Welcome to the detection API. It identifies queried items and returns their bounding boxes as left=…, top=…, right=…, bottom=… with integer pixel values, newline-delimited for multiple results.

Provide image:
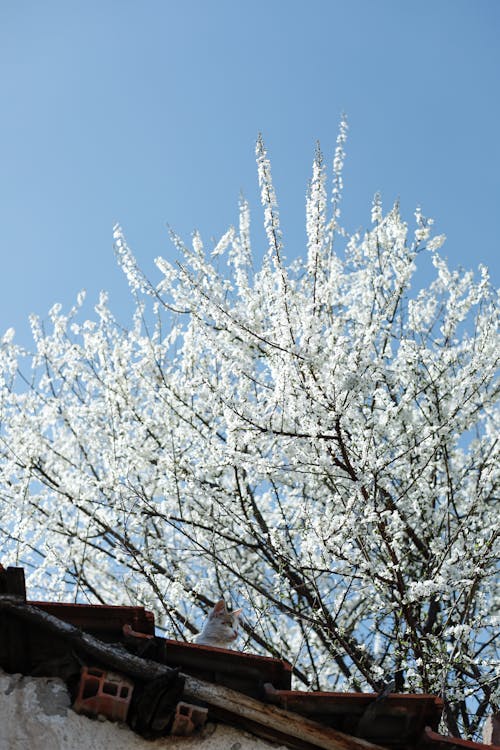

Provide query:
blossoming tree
left=0, top=123, right=498, bottom=738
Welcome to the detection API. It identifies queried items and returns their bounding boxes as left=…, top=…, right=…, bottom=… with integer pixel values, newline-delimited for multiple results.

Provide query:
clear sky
left=1, top=0, right=499, bottom=345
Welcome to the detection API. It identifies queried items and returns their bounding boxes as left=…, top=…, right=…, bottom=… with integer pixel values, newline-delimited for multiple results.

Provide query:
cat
left=194, top=599, right=243, bottom=649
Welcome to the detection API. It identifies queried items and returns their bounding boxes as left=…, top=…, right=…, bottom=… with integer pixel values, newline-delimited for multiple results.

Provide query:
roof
left=32, top=601, right=155, bottom=636
left=1, top=565, right=498, bottom=750
left=264, top=685, right=443, bottom=749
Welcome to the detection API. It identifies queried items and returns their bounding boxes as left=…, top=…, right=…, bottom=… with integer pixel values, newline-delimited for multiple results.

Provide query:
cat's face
left=196, top=599, right=243, bottom=647
left=209, top=600, right=242, bottom=643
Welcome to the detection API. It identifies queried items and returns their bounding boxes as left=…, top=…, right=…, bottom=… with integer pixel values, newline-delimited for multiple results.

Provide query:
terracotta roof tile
left=1, top=568, right=496, bottom=750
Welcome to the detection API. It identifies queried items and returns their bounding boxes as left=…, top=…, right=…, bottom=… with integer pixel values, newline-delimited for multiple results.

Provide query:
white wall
left=0, top=669, right=291, bottom=750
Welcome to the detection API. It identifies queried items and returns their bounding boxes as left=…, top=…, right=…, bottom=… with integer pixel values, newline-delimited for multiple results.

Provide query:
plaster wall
left=0, top=669, right=290, bottom=750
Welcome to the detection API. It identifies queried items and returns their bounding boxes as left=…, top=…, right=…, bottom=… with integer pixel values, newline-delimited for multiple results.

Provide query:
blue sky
left=1, top=1, right=499, bottom=345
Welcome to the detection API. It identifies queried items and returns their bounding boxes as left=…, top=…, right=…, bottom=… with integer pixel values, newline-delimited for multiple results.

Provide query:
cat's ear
left=232, top=608, right=243, bottom=618
left=211, top=599, right=227, bottom=617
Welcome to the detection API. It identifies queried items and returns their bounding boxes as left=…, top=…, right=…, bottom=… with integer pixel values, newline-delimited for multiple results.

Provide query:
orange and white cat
left=194, top=599, right=243, bottom=649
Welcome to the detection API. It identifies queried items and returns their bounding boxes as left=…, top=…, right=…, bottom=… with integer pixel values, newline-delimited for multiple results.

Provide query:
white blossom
left=0, top=128, right=497, bottom=739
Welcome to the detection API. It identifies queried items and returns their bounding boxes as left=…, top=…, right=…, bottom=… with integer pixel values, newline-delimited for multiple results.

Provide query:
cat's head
left=202, top=599, right=243, bottom=645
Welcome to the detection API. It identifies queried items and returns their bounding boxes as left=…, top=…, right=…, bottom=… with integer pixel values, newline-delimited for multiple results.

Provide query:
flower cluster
left=0, top=126, right=498, bottom=739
